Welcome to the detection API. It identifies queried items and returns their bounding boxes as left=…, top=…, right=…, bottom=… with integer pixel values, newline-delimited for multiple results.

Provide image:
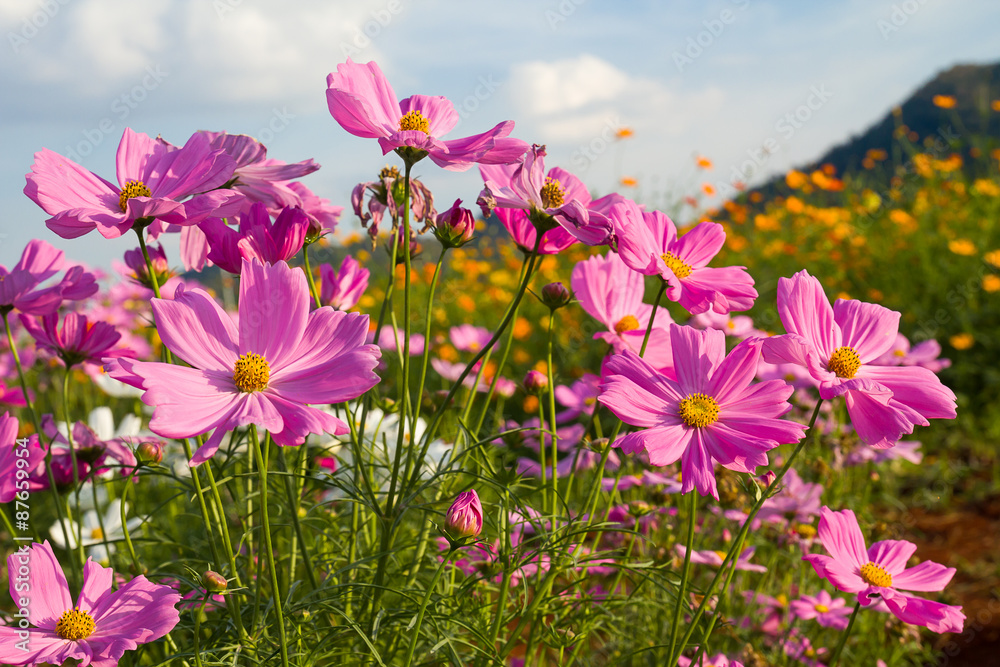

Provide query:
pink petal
left=90, top=575, right=181, bottom=644
left=78, top=559, right=115, bottom=613
left=326, top=59, right=401, bottom=138
left=833, top=299, right=900, bottom=362
left=151, top=287, right=238, bottom=371
left=881, top=590, right=964, bottom=633
left=708, top=337, right=762, bottom=403
left=856, top=365, right=957, bottom=420
left=680, top=429, right=717, bottom=498
left=777, top=271, right=840, bottom=358
left=816, top=507, right=868, bottom=569
left=24, top=148, right=118, bottom=217
left=670, top=324, right=723, bottom=395
left=6, top=541, right=71, bottom=629
left=238, top=259, right=309, bottom=369
left=400, top=94, right=458, bottom=137
left=803, top=553, right=867, bottom=593
left=868, top=539, right=918, bottom=575
left=893, top=560, right=956, bottom=592
left=675, top=221, right=725, bottom=268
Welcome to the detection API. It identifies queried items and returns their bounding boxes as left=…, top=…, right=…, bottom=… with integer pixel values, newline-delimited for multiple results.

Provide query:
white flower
left=49, top=498, right=143, bottom=565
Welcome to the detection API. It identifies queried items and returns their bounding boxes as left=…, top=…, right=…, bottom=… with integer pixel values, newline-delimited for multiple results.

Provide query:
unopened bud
left=136, top=441, right=164, bottom=465
left=523, top=370, right=548, bottom=395
left=202, top=570, right=227, bottom=593
left=434, top=198, right=476, bottom=248
left=540, top=282, right=572, bottom=310
left=123, top=244, right=172, bottom=291
left=444, top=490, right=483, bottom=542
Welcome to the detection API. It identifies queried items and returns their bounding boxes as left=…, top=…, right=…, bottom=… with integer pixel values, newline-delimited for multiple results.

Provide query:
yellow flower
left=992, top=100, right=1000, bottom=112
left=950, top=333, right=974, bottom=350
left=785, top=196, right=804, bottom=214
left=948, top=239, right=976, bottom=256
left=972, top=179, right=1000, bottom=197
left=984, top=250, right=1000, bottom=268
left=513, top=317, right=532, bottom=340
left=932, top=95, right=957, bottom=109
left=983, top=275, right=1000, bottom=292
left=754, top=214, right=780, bottom=232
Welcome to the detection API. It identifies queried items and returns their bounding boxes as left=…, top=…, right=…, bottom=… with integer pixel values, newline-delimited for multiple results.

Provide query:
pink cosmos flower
left=327, top=59, right=528, bottom=170
left=479, top=145, right=621, bottom=250
left=611, top=199, right=757, bottom=314
left=372, top=325, right=426, bottom=356
left=789, top=589, right=852, bottom=630
left=0, top=412, right=47, bottom=502
left=320, top=255, right=369, bottom=310
left=20, top=312, right=128, bottom=368
left=599, top=324, right=806, bottom=499
left=675, top=545, right=767, bottom=572
left=287, top=181, right=342, bottom=237
left=761, top=271, right=957, bottom=448
left=688, top=309, right=763, bottom=340
left=678, top=654, right=744, bottom=667
left=449, top=324, right=492, bottom=353
left=24, top=128, right=241, bottom=240
left=41, top=415, right=137, bottom=481
left=554, top=373, right=601, bottom=422
left=201, top=202, right=310, bottom=274
left=756, top=467, right=823, bottom=526
left=803, top=506, right=965, bottom=633
left=107, top=259, right=381, bottom=465
left=572, top=252, right=674, bottom=372
left=197, top=130, right=319, bottom=209
left=871, top=332, right=951, bottom=373
left=844, top=439, right=923, bottom=466
left=0, top=240, right=97, bottom=316
left=0, top=541, right=180, bottom=666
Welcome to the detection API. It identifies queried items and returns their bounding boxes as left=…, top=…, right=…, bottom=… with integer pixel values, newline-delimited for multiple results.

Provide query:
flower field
left=1, top=59, right=998, bottom=666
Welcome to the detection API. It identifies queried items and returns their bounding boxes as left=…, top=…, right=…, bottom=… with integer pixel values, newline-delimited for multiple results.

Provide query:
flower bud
left=387, top=227, right=421, bottom=265
left=434, top=198, right=476, bottom=248
left=136, top=441, right=164, bottom=465
left=444, top=490, right=483, bottom=541
left=523, top=370, right=548, bottom=395
left=540, top=282, right=572, bottom=310
left=202, top=570, right=228, bottom=593
left=123, top=244, right=172, bottom=291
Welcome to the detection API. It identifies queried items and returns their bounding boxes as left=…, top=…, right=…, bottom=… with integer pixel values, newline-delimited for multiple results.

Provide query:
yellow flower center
left=90, top=527, right=104, bottom=540
left=795, top=523, right=817, bottom=539
left=860, top=561, right=893, bottom=588
left=828, top=346, right=861, bottom=379
left=814, top=603, right=830, bottom=613
left=713, top=550, right=727, bottom=561
left=233, top=353, right=270, bottom=392
left=614, top=315, right=640, bottom=334
left=539, top=177, right=565, bottom=209
left=379, top=165, right=401, bottom=180
left=678, top=393, right=720, bottom=428
left=56, top=608, right=96, bottom=641
left=893, top=349, right=906, bottom=357
left=398, top=110, right=430, bottom=134
left=660, top=251, right=693, bottom=279
left=119, top=180, right=152, bottom=212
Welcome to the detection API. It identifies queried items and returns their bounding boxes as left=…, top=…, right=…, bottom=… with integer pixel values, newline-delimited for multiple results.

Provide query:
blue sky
left=2, top=0, right=998, bottom=269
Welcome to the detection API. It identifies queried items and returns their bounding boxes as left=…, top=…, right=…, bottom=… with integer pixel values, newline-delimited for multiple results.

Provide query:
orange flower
left=684, top=196, right=698, bottom=207
left=948, top=239, right=976, bottom=256
left=619, top=176, right=638, bottom=187
left=932, top=95, right=957, bottom=109
left=866, top=148, right=888, bottom=161
left=982, top=275, right=1000, bottom=293
left=785, top=196, right=804, bottom=214
left=701, top=183, right=716, bottom=197
left=949, top=333, right=973, bottom=350
left=992, top=100, right=1000, bottom=112
left=513, top=317, right=532, bottom=340
left=614, top=127, right=634, bottom=140
left=785, top=170, right=808, bottom=189
left=696, top=155, right=713, bottom=170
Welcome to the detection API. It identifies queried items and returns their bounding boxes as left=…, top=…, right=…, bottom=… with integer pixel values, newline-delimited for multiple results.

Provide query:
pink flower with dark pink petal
left=803, top=506, right=964, bottom=633
left=599, top=324, right=805, bottom=499
left=871, top=332, right=951, bottom=373
left=789, top=589, right=852, bottom=630
left=201, top=202, right=310, bottom=274
left=762, top=270, right=957, bottom=448
left=0, top=412, right=47, bottom=501
left=479, top=145, right=620, bottom=251
left=20, top=312, right=129, bottom=368
left=24, top=128, right=241, bottom=240
left=0, top=541, right=180, bottom=666
left=107, top=259, right=381, bottom=465
left=675, top=545, right=767, bottom=572
left=320, top=255, right=369, bottom=310
left=327, top=59, right=528, bottom=170
left=611, top=199, right=757, bottom=314
left=449, top=324, right=492, bottom=353
left=0, top=240, right=98, bottom=316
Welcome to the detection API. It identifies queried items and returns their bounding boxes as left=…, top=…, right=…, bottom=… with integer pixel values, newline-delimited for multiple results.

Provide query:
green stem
left=279, top=448, right=317, bottom=591
left=545, top=308, right=560, bottom=519
left=303, top=242, right=323, bottom=309
left=668, top=490, right=697, bottom=659
left=119, top=466, right=141, bottom=572
left=828, top=602, right=862, bottom=667
left=249, top=425, right=290, bottom=667
left=403, top=549, right=453, bottom=666
left=61, top=368, right=86, bottom=571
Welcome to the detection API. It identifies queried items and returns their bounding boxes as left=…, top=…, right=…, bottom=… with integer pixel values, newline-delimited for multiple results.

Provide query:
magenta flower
left=554, top=373, right=601, bottom=422
left=320, top=255, right=369, bottom=310
left=41, top=414, right=137, bottom=480
left=201, top=202, right=310, bottom=274
left=122, top=243, right=172, bottom=291
left=761, top=270, right=957, bottom=448
left=803, top=506, right=965, bottom=633
left=327, top=59, right=528, bottom=170
left=1, top=240, right=97, bottom=316
left=287, top=181, right=343, bottom=237
left=107, top=259, right=381, bottom=465
left=0, top=541, right=180, bottom=666
left=197, top=130, right=319, bottom=209
left=789, top=589, right=852, bottom=630
left=571, top=252, right=675, bottom=372
left=434, top=198, right=476, bottom=248
left=24, top=128, right=242, bottom=240
left=599, top=324, right=806, bottom=499
left=0, top=412, right=47, bottom=502
left=678, top=656, right=743, bottom=667
left=444, top=490, right=484, bottom=540
left=20, top=312, right=128, bottom=368
left=675, top=545, right=767, bottom=572
left=479, top=145, right=620, bottom=251
left=611, top=199, right=757, bottom=314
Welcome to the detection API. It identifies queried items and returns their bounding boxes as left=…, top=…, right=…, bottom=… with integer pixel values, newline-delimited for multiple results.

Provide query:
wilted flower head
left=353, top=166, right=436, bottom=242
